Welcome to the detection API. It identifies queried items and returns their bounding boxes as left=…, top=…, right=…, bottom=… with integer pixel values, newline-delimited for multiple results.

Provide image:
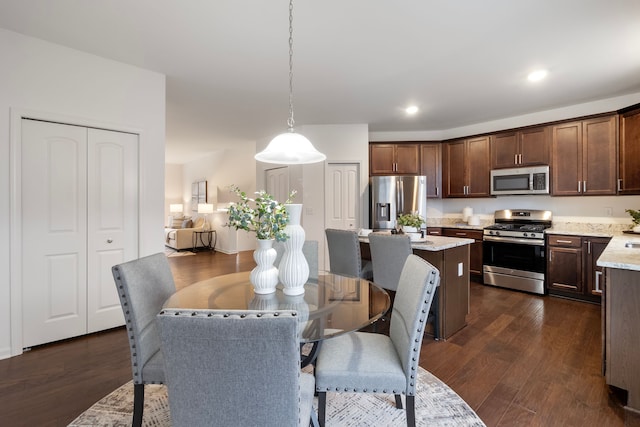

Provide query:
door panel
left=86, top=128, right=137, bottom=332
left=21, top=120, right=88, bottom=347
left=265, top=167, right=290, bottom=205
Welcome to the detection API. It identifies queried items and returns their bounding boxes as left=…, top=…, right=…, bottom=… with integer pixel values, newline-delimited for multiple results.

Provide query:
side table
left=192, top=230, right=216, bottom=252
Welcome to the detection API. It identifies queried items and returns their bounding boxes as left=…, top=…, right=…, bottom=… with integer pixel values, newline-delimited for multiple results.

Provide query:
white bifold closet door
left=21, top=119, right=138, bottom=348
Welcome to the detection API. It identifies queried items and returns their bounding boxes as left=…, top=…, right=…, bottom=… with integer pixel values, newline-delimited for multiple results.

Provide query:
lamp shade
left=198, top=203, right=214, bottom=214
left=169, top=204, right=183, bottom=213
left=255, top=131, right=326, bottom=165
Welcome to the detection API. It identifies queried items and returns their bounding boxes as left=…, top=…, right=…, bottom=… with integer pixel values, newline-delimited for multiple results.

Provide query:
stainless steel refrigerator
left=370, top=175, right=427, bottom=230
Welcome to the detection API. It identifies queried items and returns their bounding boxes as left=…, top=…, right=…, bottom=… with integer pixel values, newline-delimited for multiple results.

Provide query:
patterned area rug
left=68, top=367, right=485, bottom=426
left=164, top=249, right=196, bottom=257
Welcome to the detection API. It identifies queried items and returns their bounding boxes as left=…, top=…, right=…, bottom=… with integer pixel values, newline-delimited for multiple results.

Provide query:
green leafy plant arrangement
left=626, top=209, right=640, bottom=226
left=397, top=212, right=425, bottom=229
left=226, top=185, right=296, bottom=241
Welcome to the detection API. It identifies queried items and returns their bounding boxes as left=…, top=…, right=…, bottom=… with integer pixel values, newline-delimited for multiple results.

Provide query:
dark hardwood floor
left=0, top=250, right=631, bottom=426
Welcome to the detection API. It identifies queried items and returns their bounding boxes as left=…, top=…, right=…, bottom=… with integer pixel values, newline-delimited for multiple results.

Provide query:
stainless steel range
left=483, top=209, right=552, bottom=295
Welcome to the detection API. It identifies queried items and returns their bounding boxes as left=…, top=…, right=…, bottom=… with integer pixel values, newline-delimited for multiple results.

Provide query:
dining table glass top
left=163, top=271, right=390, bottom=343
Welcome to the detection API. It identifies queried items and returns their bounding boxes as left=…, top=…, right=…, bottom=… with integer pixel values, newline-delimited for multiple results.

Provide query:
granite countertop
left=597, top=234, right=640, bottom=271
left=359, top=234, right=474, bottom=252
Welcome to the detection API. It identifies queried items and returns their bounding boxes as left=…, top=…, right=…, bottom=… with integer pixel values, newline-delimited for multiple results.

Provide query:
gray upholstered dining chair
left=368, top=233, right=413, bottom=330
left=325, top=228, right=373, bottom=279
left=314, top=254, right=440, bottom=427
left=368, top=233, right=412, bottom=292
left=111, top=253, right=176, bottom=427
left=157, top=309, right=319, bottom=427
left=274, top=240, right=320, bottom=280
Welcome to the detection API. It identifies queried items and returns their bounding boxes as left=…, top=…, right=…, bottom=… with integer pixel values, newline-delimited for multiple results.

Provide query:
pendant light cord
left=287, top=0, right=295, bottom=131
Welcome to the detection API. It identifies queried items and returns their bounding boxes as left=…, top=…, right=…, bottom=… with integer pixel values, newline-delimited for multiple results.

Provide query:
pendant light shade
left=254, top=0, right=326, bottom=165
left=256, top=130, right=326, bottom=165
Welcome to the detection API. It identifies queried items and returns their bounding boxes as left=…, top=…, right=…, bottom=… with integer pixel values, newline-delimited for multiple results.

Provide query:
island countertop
left=359, top=234, right=474, bottom=251
left=596, top=234, right=640, bottom=271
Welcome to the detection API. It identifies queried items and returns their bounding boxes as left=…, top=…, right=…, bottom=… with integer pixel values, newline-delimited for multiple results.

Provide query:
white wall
left=1, top=29, right=165, bottom=359
left=256, top=124, right=370, bottom=269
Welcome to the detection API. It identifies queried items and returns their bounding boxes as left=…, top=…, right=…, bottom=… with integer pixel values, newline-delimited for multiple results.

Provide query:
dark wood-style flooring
left=0, top=250, right=631, bottom=426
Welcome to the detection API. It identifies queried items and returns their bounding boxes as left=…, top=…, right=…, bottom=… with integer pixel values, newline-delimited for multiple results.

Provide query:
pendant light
left=255, top=0, right=326, bottom=165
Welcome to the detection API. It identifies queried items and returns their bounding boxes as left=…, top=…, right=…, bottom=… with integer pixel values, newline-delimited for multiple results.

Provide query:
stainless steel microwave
left=490, top=166, right=550, bottom=195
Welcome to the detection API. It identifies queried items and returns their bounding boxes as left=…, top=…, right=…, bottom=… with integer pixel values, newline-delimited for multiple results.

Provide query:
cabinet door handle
left=595, top=271, right=603, bottom=293
left=556, top=239, right=573, bottom=244
left=618, top=179, right=623, bottom=191
left=519, top=154, right=523, bottom=164
left=514, top=154, right=518, bottom=165
left=583, top=180, right=587, bottom=192
left=435, top=187, right=439, bottom=196
left=455, top=232, right=467, bottom=236
left=577, top=181, right=581, bottom=193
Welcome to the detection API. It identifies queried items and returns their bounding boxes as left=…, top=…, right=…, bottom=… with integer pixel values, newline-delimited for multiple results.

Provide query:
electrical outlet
left=605, top=207, right=612, bottom=217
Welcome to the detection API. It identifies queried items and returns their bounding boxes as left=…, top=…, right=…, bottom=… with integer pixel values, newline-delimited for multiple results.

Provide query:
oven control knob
left=523, top=232, right=528, bottom=237
left=495, top=231, right=500, bottom=236
left=530, top=233, right=536, bottom=238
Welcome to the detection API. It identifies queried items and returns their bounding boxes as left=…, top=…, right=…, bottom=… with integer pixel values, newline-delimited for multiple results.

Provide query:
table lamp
left=198, top=203, right=214, bottom=230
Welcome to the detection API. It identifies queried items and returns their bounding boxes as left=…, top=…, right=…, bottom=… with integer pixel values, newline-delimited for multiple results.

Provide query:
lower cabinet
left=547, top=234, right=610, bottom=303
left=442, top=228, right=483, bottom=278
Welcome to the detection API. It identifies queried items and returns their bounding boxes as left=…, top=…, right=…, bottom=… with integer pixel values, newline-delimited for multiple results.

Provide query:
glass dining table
left=162, top=271, right=390, bottom=366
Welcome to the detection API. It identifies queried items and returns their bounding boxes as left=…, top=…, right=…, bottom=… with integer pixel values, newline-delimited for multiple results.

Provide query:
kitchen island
left=360, top=234, right=474, bottom=340
left=597, top=233, right=640, bottom=419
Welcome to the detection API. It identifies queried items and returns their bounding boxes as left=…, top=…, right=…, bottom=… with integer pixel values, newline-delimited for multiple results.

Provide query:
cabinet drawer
left=426, top=227, right=442, bottom=236
left=548, top=235, right=582, bottom=247
left=443, top=228, right=483, bottom=241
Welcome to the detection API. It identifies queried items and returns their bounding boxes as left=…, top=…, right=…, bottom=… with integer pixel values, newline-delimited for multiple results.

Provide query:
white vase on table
left=279, top=204, right=308, bottom=296
left=250, top=239, right=279, bottom=294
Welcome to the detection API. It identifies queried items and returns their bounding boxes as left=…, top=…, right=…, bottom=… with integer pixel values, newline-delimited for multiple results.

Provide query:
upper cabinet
left=370, top=143, right=420, bottom=175
left=551, top=115, right=617, bottom=196
left=420, top=143, right=442, bottom=198
left=491, top=126, right=550, bottom=169
left=443, top=136, right=491, bottom=198
left=619, top=108, right=640, bottom=195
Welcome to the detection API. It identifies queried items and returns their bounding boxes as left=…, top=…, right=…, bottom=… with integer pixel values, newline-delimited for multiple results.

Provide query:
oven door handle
left=483, top=235, right=545, bottom=246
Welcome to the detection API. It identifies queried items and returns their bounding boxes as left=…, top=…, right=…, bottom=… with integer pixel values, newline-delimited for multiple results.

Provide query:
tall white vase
left=250, top=239, right=279, bottom=294
left=279, top=204, right=309, bottom=296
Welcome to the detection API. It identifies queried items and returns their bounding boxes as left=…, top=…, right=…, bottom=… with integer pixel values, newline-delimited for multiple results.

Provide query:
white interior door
left=325, top=163, right=360, bottom=230
left=86, top=128, right=136, bottom=333
left=265, top=167, right=289, bottom=203
left=21, top=120, right=136, bottom=347
left=21, top=120, right=89, bottom=347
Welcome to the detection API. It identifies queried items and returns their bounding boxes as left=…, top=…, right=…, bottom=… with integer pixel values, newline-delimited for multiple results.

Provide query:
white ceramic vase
left=250, top=239, right=279, bottom=294
left=401, top=225, right=422, bottom=241
left=279, top=204, right=309, bottom=296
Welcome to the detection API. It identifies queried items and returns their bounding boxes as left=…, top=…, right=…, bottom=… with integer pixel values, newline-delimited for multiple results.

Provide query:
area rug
left=164, top=249, right=196, bottom=257
left=68, top=367, right=485, bottom=426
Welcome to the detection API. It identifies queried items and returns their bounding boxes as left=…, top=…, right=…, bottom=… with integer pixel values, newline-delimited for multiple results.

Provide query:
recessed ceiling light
left=527, top=69, right=548, bottom=82
left=405, top=105, right=419, bottom=115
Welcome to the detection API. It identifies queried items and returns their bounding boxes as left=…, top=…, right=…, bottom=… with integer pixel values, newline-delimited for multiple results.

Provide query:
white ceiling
left=1, top=0, right=639, bottom=164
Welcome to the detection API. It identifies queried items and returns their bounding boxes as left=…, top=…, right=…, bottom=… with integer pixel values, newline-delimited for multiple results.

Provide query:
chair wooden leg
left=395, top=394, right=403, bottom=409
left=405, top=395, right=415, bottom=427
left=133, top=383, right=145, bottom=427
left=318, top=392, right=327, bottom=427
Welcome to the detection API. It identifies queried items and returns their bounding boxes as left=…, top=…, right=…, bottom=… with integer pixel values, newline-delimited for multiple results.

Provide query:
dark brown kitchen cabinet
left=551, top=115, right=617, bottom=196
left=370, top=143, right=420, bottom=175
left=420, top=143, right=442, bottom=198
left=442, top=228, right=483, bottom=277
left=547, top=234, right=610, bottom=303
left=442, top=136, right=490, bottom=198
left=618, top=108, right=640, bottom=194
left=547, top=235, right=583, bottom=295
left=426, top=227, right=442, bottom=236
left=491, top=126, right=550, bottom=169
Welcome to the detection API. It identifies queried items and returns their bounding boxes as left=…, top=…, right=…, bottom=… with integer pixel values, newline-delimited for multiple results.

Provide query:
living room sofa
left=164, top=217, right=210, bottom=251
